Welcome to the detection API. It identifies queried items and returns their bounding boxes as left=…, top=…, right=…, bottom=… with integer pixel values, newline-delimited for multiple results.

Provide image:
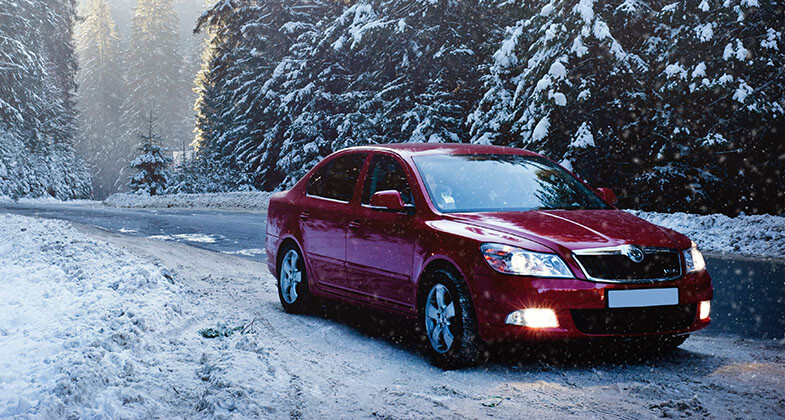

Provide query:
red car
left=266, top=144, right=712, bottom=367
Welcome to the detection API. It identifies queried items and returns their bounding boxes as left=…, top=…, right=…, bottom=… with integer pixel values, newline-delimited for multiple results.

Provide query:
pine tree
left=470, top=0, right=652, bottom=174
left=75, top=0, right=125, bottom=198
left=646, top=0, right=785, bottom=214
left=192, top=0, right=340, bottom=190
left=0, top=0, right=91, bottom=199
left=119, top=0, right=185, bottom=188
left=469, top=0, right=784, bottom=215
left=128, top=112, right=173, bottom=195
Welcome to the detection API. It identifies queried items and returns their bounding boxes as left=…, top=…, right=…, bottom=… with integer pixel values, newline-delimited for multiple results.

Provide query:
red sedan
left=265, top=144, right=712, bottom=367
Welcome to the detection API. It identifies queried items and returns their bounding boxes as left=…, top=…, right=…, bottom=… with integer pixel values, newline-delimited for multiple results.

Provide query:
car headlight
left=480, top=243, right=573, bottom=278
left=683, top=242, right=706, bottom=273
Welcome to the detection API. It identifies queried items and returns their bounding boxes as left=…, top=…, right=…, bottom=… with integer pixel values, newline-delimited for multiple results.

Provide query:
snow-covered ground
left=101, top=192, right=785, bottom=259
left=0, top=214, right=191, bottom=418
left=1, top=213, right=784, bottom=419
left=104, top=192, right=274, bottom=212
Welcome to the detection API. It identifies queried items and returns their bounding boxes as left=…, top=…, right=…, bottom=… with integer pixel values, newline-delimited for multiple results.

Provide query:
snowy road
left=1, top=200, right=783, bottom=341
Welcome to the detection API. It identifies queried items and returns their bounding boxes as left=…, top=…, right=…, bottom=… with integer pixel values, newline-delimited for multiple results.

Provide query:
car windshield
left=413, top=153, right=611, bottom=213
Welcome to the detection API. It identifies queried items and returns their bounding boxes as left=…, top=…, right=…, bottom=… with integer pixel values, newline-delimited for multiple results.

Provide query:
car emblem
left=623, top=245, right=645, bottom=263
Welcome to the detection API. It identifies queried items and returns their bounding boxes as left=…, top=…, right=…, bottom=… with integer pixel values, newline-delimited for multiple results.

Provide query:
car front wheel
left=420, top=269, right=483, bottom=368
left=277, top=246, right=311, bottom=313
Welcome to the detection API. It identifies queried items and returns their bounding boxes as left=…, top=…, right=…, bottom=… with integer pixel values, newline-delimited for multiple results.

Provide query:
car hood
left=445, top=210, right=689, bottom=253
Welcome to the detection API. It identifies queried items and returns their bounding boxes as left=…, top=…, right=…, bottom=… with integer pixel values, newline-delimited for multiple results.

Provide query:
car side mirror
left=596, top=187, right=618, bottom=205
left=370, top=190, right=407, bottom=212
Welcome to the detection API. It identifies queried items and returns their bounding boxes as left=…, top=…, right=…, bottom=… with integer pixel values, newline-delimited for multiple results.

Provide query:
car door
left=299, top=152, right=368, bottom=290
left=345, top=153, right=417, bottom=311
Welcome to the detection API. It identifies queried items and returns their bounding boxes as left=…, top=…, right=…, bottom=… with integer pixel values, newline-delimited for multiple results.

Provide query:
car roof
left=342, top=143, right=541, bottom=158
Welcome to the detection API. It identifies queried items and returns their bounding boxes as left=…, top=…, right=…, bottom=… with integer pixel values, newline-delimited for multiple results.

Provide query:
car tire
left=419, top=268, right=483, bottom=369
left=277, top=245, right=311, bottom=314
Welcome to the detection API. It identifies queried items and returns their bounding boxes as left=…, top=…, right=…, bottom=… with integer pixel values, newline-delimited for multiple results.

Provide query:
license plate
left=607, top=288, right=679, bottom=309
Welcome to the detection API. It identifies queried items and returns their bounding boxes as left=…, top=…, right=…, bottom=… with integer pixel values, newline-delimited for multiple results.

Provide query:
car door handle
left=348, top=220, right=361, bottom=230
left=300, top=211, right=310, bottom=220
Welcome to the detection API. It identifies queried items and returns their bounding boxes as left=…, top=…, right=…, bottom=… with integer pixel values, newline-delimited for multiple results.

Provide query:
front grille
left=571, top=304, right=696, bottom=335
left=574, top=249, right=681, bottom=282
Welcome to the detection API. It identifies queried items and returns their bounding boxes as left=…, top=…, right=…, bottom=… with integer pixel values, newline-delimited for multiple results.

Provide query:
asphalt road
left=2, top=201, right=783, bottom=341
left=0, top=201, right=268, bottom=259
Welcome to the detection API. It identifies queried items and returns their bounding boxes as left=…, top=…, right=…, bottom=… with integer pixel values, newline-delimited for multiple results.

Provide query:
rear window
left=307, top=153, right=367, bottom=202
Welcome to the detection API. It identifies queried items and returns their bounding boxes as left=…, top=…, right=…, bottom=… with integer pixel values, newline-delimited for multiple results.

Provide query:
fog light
left=505, top=308, right=559, bottom=328
left=699, top=301, right=711, bottom=320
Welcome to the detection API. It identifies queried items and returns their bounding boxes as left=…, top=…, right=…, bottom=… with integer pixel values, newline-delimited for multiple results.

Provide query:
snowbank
left=0, top=214, right=192, bottom=418
left=631, top=210, right=785, bottom=259
left=104, top=191, right=274, bottom=211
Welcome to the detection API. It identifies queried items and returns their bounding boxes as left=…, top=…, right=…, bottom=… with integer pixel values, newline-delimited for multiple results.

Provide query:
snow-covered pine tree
left=193, top=0, right=341, bottom=190
left=470, top=0, right=784, bottom=214
left=470, top=0, right=653, bottom=199
left=0, top=0, right=91, bottom=199
left=119, top=0, right=185, bottom=188
left=648, top=0, right=785, bottom=214
left=128, top=113, right=173, bottom=195
left=76, top=0, right=126, bottom=198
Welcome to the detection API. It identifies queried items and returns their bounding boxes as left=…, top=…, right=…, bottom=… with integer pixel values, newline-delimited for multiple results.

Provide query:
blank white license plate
left=607, top=288, right=679, bottom=309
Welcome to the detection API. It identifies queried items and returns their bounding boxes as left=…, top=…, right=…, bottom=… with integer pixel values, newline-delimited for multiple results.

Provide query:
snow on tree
left=470, top=0, right=655, bottom=200
left=648, top=0, right=785, bottom=214
left=75, top=0, right=126, bottom=199
left=128, top=114, right=173, bottom=195
left=192, top=0, right=342, bottom=190
left=470, top=0, right=784, bottom=215
left=0, top=0, right=91, bottom=199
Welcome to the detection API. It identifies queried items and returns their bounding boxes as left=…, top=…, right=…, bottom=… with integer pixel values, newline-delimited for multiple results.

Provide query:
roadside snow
left=2, top=214, right=784, bottom=418
left=104, top=192, right=274, bottom=212
left=631, top=210, right=785, bottom=259
left=0, top=214, right=193, bottom=418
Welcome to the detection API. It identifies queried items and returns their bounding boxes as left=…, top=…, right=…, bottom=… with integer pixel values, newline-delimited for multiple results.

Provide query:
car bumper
left=471, top=269, right=713, bottom=343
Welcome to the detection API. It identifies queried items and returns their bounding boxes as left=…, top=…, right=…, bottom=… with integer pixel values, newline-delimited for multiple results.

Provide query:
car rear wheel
left=420, top=269, right=482, bottom=369
left=277, top=246, right=311, bottom=313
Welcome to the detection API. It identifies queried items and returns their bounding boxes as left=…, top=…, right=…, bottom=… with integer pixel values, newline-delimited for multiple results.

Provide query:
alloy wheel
left=279, top=249, right=302, bottom=304
left=425, top=283, right=457, bottom=354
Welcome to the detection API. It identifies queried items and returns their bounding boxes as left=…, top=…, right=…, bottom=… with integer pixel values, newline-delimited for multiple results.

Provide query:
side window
left=361, top=154, right=414, bottom=205
left=307, top=153, right=367, bottom=202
